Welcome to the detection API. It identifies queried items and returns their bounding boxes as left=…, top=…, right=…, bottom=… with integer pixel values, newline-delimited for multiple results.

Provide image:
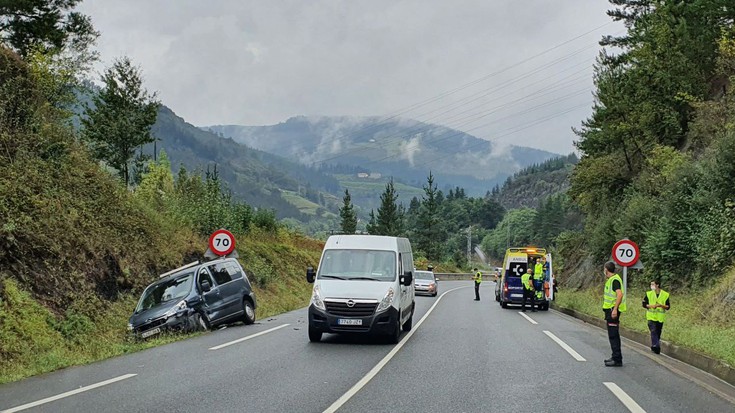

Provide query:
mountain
left=204, top=116, right=560, bottom=196
left=491, top=153, right=579, bottom=209
left=148, top=107, right=341, bottom=219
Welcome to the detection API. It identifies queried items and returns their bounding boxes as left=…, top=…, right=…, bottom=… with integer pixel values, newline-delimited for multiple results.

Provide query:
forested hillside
left=560, top=1, right=735, bottom=292
left=491, top=153, right=578, bottom=210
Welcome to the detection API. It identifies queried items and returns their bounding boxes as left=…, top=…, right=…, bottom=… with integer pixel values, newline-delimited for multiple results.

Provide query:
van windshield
left=135, top=273, right=194, bottom=312
left=318, top=250, right=396, bottom=281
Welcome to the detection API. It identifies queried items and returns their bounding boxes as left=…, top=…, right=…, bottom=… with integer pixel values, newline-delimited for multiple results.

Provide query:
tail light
left=503, top=281, right=508, bottom=293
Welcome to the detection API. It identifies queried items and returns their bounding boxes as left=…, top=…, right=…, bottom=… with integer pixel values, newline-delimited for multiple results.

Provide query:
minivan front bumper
left=308, top=304, right=399, bottom=335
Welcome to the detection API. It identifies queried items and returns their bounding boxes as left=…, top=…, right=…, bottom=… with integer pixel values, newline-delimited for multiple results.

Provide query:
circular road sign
left=209, top=229, right=236, bottom=256
left=612, top=239, right=640, bottom=267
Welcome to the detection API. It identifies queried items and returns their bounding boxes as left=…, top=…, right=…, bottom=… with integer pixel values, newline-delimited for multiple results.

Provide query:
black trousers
left=474, top=282, right=480, bottom=300
left=521, top=288, right=535, bottom=311
left=648, top=320, right=664, bottom=348
left=604, top=309, right=622, bottom=362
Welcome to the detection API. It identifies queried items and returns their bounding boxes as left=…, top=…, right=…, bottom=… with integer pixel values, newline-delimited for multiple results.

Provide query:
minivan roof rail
left=159, top=261, right=200, bottom=278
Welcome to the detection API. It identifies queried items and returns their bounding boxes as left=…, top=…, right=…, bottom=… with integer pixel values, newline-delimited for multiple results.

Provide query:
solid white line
left=518, top=311, right=539, bottom=325
left=0, top=374, right=137, bottom=413
left=322, top=285, right=469, bottom=413
left=603, top=382, right=647, bottom=413
left=543, top=330, right=586, bottom=362
left=209, top=324, right=290, bottom=350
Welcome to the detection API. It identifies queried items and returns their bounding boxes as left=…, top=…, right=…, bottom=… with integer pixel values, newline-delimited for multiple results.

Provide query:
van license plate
left=141, top=327, right=161, bottom=338
left=338, top=319, right=362, bottom=326
left=510, top=294, right=523, bottom=298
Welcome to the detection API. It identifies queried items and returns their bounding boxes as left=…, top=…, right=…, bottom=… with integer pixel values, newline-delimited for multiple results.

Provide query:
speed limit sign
left=612, top=239, right=640, bottom=267
left=209, top=229, right=236, bottom=256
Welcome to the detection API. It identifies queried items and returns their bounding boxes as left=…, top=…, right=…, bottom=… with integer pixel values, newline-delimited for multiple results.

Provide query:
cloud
left=78, top=0, right=619, bottom=154
left=399, top=135, right=422, bottom=167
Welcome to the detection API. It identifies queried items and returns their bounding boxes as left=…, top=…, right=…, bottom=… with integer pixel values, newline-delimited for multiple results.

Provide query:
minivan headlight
left=376, top=288, right=395, bottom=312
left=311, top=285, right=326, bottom=311
left=164, top=300, right=187, bottom=318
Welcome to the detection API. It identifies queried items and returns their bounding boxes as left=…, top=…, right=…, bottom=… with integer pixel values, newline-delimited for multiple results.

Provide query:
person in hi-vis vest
left=602, top=261, right=626, bottom=367
left=472, top=268, right=482, bottom=301
left=643, top=279, right=670, bottom=354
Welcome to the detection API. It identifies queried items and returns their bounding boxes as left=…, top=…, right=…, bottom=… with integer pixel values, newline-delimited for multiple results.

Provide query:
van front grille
left=324, top=300, right=378, bottom=317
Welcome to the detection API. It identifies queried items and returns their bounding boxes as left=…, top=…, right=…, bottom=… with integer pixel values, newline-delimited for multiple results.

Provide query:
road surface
left=1, top=281, right=733, bottom=413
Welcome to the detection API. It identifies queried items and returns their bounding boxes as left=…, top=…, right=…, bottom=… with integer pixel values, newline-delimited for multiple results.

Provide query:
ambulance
left=495, top=247, right=554, bottom=311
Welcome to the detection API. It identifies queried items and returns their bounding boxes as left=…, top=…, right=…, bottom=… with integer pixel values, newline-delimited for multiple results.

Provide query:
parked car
left=414, top=270, right=438, bottom=297
left=128, top=258, right=257, bottom=339
left=306, top=234, right=416, bottom=344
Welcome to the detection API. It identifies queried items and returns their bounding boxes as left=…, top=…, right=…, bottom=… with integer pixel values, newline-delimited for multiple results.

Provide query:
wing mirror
left=306, top=266, right=316, bottom=284
left=400, top=271, right=413, bottom=286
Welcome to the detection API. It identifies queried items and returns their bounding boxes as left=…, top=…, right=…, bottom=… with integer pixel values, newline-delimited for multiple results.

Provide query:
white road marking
left=322, top=286, right=468, bottom=413
left=209, top=324, right=290, bottom=350
left=0, top=374, right=137, bottom=413
left=518, top=311, right=539, bottom=324
left=603, top=382, right=647, bottom=413
left=543, top=330, right=586, bottom=361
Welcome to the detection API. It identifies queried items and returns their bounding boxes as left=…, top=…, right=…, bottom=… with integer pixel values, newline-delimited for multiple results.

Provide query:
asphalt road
left=1, top=281, right=733, bottom=413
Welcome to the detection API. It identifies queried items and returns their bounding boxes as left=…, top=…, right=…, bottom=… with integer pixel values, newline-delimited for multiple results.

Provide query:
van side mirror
left=200, top=279, right=211, bottom=293
left=306, top=266, right=316, bottom=284
left=400, top=271, right=413, bottom=286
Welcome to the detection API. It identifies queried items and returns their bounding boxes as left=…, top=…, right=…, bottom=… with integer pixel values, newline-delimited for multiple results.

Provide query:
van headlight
left=376, top=288, right=395, bottom=312
left=164, top=300, right=187, bottom=318
left=311, top=285, right=326, bottom=311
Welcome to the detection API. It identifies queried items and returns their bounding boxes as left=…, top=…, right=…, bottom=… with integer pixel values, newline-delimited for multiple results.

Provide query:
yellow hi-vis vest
left=602, top=274, right=627, bottom=312
left=521, top=273, right=533, bottom=290
left=646, top=289, right=669, bottom=323
left=474, top=271, right=482, bottom=284
left=534, top=263, right=543, bottom=280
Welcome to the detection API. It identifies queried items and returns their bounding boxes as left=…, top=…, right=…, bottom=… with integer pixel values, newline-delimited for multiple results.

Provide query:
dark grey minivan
left=129, top=258, right=257, bottom=339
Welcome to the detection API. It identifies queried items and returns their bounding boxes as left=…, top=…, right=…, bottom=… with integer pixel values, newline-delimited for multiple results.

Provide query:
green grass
left=555, top=279, right=735, bottom=366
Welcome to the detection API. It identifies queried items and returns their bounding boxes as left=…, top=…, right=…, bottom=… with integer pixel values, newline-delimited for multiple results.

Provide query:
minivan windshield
left=318, top=250, right=396, bottom=281
left=135, top=272, right=194, bottom=312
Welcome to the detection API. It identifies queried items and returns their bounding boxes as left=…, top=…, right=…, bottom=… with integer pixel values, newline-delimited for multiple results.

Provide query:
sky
left=77, top=1, right=622, bottom=154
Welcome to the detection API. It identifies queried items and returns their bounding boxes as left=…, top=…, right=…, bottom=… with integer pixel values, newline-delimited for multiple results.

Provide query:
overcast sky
left=78, top=1, right=621, bottom=154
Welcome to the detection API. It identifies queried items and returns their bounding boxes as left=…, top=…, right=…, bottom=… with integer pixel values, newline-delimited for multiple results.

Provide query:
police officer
left=521, top=268, right=536, bottom=312
left=643, top=279, right=670, bottom=354
left=472, top=268, right=482, bottom=301
left=602, top=261, right=626, bottom=367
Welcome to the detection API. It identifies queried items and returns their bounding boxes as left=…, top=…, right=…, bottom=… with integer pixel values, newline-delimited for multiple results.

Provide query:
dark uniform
left=521, top=270, right=536, bottom=312
left=603, top=269, right=626, bottom=367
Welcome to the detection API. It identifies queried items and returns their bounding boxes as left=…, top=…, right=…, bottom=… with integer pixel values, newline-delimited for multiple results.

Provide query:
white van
left=306, top=235, right=416, bottom=343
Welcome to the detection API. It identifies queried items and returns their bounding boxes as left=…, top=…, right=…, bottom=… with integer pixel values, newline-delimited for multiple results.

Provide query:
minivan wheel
left=389, top=315, right=401, bottom=344
left=242, top=299, right=256, bottom=325
left=191, top=312, right=209, bottom=331
left=308, top=326, right=322, bottom=342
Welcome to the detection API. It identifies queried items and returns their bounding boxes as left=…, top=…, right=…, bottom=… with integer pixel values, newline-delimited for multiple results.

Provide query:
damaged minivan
left=128, top=258, right=257, bottom=339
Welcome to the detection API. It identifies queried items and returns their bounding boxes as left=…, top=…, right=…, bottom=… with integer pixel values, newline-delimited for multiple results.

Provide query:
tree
left=0, top=0, right=98, bottom=57
left=82, top=57, right=160, bottom=186
left=416, top=172, right=442, bottom=260
left=372, top=178, right=403, bottom=236
left=339, top=189, right=357, bottom=234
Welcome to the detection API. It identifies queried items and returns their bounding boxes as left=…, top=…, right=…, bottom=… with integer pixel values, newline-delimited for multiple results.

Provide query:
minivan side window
left=225, top=262, right=246, bottom=283
left=401, top=253, right=413, bottom=276
left=208, top=262, right=231, bottom=285
left=198, top=269, right=214, bottom=292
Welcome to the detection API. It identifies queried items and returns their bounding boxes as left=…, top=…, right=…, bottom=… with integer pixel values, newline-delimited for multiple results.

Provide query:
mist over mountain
left=205, top=116, right=559, bottom=195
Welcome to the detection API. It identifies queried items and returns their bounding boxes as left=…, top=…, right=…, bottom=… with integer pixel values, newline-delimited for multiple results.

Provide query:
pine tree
left=82, top=57, right=160, bottom=186
left=374, top=178, right=403, bottom=236
left=339, top=189, right=357, bottom=234
left=416, top=172, right=442, bottom=260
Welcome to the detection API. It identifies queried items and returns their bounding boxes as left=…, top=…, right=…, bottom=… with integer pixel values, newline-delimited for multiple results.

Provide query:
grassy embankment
left=554, top=270, right=735, bottom=366
left=0, top=229, right=322, bottom=384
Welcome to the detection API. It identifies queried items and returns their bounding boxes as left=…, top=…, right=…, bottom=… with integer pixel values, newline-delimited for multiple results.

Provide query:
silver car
left=414, top=270, right=438, bottom=297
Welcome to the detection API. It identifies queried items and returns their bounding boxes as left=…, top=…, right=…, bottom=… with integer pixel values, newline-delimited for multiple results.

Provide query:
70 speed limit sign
left=612, top=239, right=640, bottom=267
left=209, top=229, right=236, bottom=256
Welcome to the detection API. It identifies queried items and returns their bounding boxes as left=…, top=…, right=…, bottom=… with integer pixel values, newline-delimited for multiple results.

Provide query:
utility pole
left=466, top=225, right=472, bottom=265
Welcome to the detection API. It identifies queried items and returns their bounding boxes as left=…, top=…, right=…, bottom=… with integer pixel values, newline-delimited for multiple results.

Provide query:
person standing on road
left=602, top=261, right=626, bottom=367
left=533, top=258, right=544, bottom=300
left=643, top=279, right=670, bottom=354
left=521, top=268, right=536, bottom=312
left=472, top=268, right=482, bottom=301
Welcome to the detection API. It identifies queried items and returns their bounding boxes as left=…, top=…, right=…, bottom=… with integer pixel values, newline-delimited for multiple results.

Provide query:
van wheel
left=501, top=301, right=508, bottom=309
left=541, top=303, right=549, bottom=311
left=242, top=299, right=256, bottom=325
left=389, top=315, right=401, bottom=344
left=495, top=293, right=500, bottom=302
left=402, top=305, right=414, bottom=332
left=308, top=326, right=322, bottom=342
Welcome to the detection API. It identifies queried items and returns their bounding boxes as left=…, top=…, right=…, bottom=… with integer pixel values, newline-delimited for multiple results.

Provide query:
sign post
left=611, top=238, right=640, bottom=297
left=208, top=229, right=236, bottom=257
